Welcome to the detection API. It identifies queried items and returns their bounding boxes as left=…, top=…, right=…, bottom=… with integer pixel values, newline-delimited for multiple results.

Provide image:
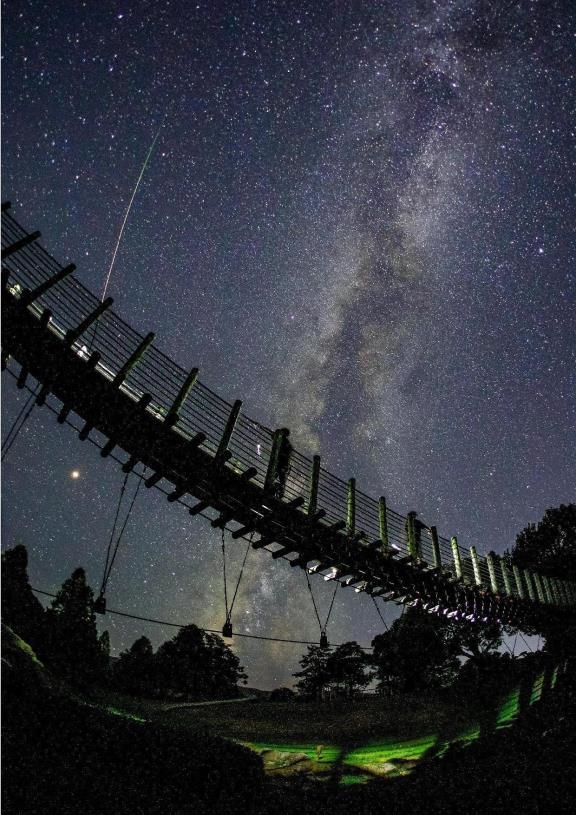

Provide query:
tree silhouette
left=372, top=607, right=459, bottom=693
left=293, top=645, right=331, bottom=699
left=327, top=641, right=373, bottom=697
left=153, top=624, right=247, bottom=700
left=43, top=567, right=108, bottom=686
left=113, top=636, right=155, bottom=697
left=1, top=544, right=45, bottom=650
left=509, top=503, right=576, bottom=580
left=509, top=504, right=576, bottom=658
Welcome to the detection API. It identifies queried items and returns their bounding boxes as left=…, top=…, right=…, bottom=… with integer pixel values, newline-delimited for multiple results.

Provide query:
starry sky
left=2, top=0, right=575, bottom=688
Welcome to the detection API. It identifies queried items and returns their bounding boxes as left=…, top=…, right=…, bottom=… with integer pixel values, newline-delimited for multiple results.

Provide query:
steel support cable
left=371, top=595, right=389, bottom=631
left=1, top=386, right=39, bottom=462
left=103, top=468, right=146, bottom=595
left=304, top=570, right=323, bottom=633
left=100, top=471, right=130, bottom=597
left=518, top=631, right=535, bottom=654
left=324, top=581, right=339, bottom=630
left=9, top=368, right=548, bottom=634
left=1, top=388, right=36, bottom=452
left=229, top=533, right=254, bottom=616
left=221, top=528, right=230, bottom=620
left=4, top=370, right=538, bottom=628
left=29, top=587, right=372, bottom=649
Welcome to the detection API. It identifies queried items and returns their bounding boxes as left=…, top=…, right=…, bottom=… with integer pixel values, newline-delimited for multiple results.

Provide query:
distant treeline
left=1, top=545, right=246, bottom=700
left=2, top=504, right=574, bottom=701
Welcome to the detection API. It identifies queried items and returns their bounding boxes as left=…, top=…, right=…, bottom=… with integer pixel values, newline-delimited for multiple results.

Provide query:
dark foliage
left=509, top=503, right=576, bottom=581
left=269, top=687, right=296, bottom=702
left=372, top=607, right=460, bottom=693
left=2, top=625, right=263, bottom=815
left=153, top=624, right=247, bottom=700
left=293, top=641, right=373, bottom=698
left=43, top=567, right=109, bottom=687
left=113, top=635, right=156, bottom=697
left=1, top=544, right=45, bottom=650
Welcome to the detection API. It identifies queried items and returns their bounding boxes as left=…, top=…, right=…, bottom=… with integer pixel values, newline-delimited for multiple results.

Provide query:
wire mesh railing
left=2, top=206, right=575, bottom=611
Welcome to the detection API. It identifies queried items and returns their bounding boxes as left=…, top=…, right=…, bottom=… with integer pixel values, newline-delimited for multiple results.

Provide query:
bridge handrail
left=2, top=206, right=574, bottom=610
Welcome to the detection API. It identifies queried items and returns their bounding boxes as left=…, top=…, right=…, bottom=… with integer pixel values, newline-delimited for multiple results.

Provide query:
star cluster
left=2, top=0, right=575, bottom=687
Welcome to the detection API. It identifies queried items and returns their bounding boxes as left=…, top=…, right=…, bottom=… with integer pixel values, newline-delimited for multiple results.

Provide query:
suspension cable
left=30, top=586, right=373, bottom=649
left=1, top=387, right=39, bottom=462
left=371, top=595, right=389, bottom=630
left=100, top=471, right=130, bottom=597
left=102, top=468, right=145, bottom=595
left=221, top=528, right=229, bottom=619
left=304, top=570, right=323, bottom=632
left=324, top=581, right=339, bottom=629
left=229, top=532, right=253, bottom=616
left=518, top=631, right=535, bottom=654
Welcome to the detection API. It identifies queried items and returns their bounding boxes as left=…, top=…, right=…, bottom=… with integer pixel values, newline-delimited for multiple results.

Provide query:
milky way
left=2, top=1, right=575, bottom=687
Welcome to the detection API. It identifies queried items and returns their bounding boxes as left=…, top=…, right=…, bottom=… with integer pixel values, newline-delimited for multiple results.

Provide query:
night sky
left=2, top=0, right=575, bottom=688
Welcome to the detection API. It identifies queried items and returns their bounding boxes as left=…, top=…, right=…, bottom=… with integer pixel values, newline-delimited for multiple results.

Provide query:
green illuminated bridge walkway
left=2, top=202, right=575, bottom=628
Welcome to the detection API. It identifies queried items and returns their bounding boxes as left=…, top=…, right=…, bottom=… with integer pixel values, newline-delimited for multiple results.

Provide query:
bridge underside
left=1, top=207, right=572, bottom=632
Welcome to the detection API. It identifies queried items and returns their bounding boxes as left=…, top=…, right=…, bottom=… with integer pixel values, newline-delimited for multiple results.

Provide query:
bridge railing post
left=20, top=263, right=76, bottom=306
left=165, top=367, right=199, bottom=428
left=522, top=569, right=536, bottom=602
left=379, top=497, right=390, bottom=555
left=542, top=575, right=556, bottom=605
left=547, top=577, right=557, bottom=606
left=264, top=428, right=288, bottom=494
left=512, top=564, right=525, bottom=600
left=65, top=298, right=113, bottom=347
left=450, top=535, right=463, bottom=581
left=534, top=572, right=548, bottom=605
left=215, top=400, right=242, bottom=463
left=347, top=478, right=356, bottom=535
left=486, top=552, right=499, bottom=595
left=112, top=332, right=155, bottom=388
left=2, top=230, right=41, bottom=259
left=500, top=558, right=513, bottom=596
left=469, top=546, right=482, bottom=587
left=307, top=455, right=321, bottom=517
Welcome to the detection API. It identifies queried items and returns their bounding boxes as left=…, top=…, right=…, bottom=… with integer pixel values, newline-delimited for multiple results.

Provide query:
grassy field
left=85, top=684, right=525, bottom=782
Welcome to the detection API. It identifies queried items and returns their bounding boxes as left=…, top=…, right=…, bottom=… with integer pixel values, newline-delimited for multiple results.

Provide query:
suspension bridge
left=2, top=202, right=575, bottom=636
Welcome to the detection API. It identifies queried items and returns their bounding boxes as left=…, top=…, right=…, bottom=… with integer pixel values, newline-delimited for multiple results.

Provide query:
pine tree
left=327, top=641, right=373, bottom=697
left=293, top=645, right=331, bottom=698
left=1, top=544, right=45, bottom=649
left=44, top=568, right=108, bottom=687
left=113, top=636, right=155, bottom=697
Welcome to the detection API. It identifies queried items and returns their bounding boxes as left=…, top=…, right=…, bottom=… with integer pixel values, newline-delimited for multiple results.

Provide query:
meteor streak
left=100, top=117, right=166, bottom=300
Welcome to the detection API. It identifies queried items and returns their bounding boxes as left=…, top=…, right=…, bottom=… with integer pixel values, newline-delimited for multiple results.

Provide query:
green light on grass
left=343, top=735, right=438, bottom=768
left=529, top=672, right=545, bottom=705
left=551, top=666, right=559, bottom=688
left=340, top=774, right=372, bottom=785
left=496, top=688, right=520, bottom=729
left=104, top=705, right=146, bottom=723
